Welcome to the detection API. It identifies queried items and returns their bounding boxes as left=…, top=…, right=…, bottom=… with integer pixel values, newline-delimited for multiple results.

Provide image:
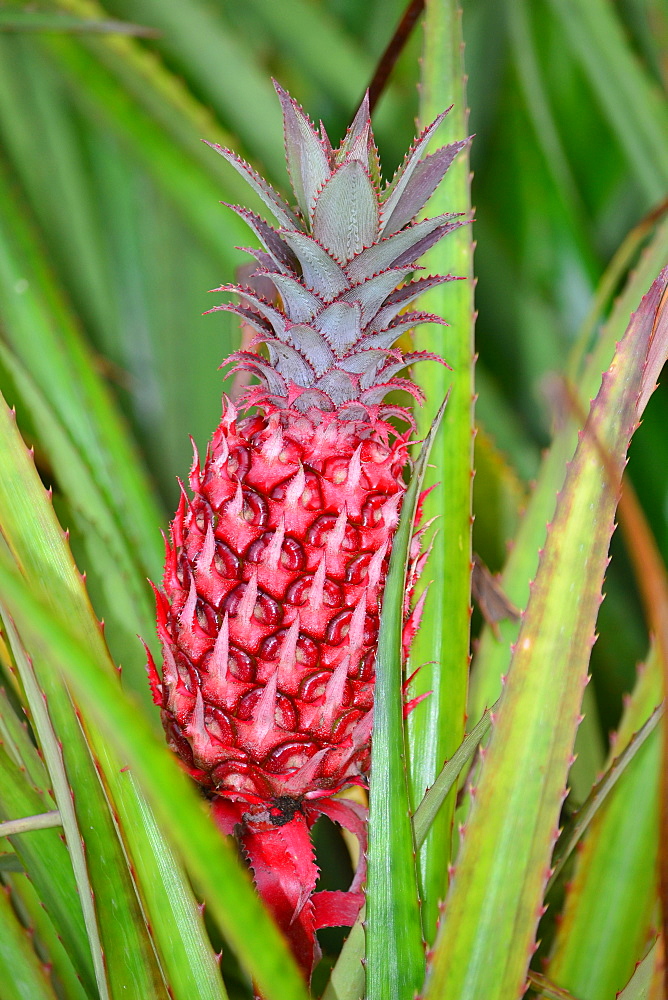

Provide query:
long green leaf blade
left=423, top=269, right=668, bottom=999
left=4, top=869, right=90, bottom=1000
left=548, top=0, right=668, bottom=202
left=469, top=219, right=668, bottom=724
left=366, top=403, right=447, bottom=1000
left=0, top=883, right=60, bottom=1000
left=616, top=939, right=660, bottom=1000
left=0, top=740, right=95, bottom=995
left=407, top=0, right=475, bottom=941
left=544, top=645, right=663, bottom=998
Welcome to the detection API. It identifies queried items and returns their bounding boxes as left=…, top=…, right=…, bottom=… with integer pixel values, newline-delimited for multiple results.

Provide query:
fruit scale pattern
left=148, top=81, right=466, bottom=979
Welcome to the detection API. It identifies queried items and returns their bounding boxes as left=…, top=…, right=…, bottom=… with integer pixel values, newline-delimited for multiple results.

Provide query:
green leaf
left=407, top=0, right=475, bottom=942
left=413, top=703, right=496, bottom=850
left=469, top=218, right=668, bottom=725
left=325, top=697, right=496, bottom=1000
left=366, top=400, right=447, bottom=1000
left=616, top=939, right=660, bottom=1000
left=0, top=10, right=159, bottom=36
left=0, top=683, right=51, bottom=792
left=423, top=269, right=668, bottom=999
left=547, top=0, right=668, bottom=202
left=0, top=148, right=163, bottom=694
left=94, top=758, right=230, bottom=1000
left=0, top=739, right=95, bottom=996
left=72, top=0, right=286, bottom=180
left=544, top=644, right=663, bottom=998
left=2, top=613, right=165, bottom=999
left=0, top=342, right=156, bottom=693
left=548, top=696, right=663, bottom=891
left=0, top=882, right=60, bottom=1000
left=4, top=870, right=90, bottom=1000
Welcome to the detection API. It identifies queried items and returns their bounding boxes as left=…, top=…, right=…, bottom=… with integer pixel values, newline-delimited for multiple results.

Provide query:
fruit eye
left=246, top=532, right=305, bottom=570
left=280, top=537, right=305, bottom=570
left=360, top=493, right=385, bottom=526
left=213, top=542, right=240, bottom=578
left=241, top=490, right=269, bottom=526
left=286, top=575, right=342, bottom=608
left=345, top=553, right=371, bottom=584
left=227, top=447, right=251, bottom=480
left=306, top=515, right=359, bottom=551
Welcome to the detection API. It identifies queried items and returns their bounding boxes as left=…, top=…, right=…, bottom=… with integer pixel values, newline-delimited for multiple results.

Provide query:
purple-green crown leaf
left=226, top=204, right=297, bottom=273
left=345, top=213, right=458, bottom=284
left=266, top=272, right=322, bottom=323
left=362, top=313, right=448, bottom=349
left=340, top=267, right=415, bottom=326
left=381, top=139, right=470, bottom=235
left=266, top=341, right=316, bottom=386
left=210, top=84, right=467, bottom=424
left=223, top=285, right=288, bottom=338
left=367, top=274, right=457, bottom=331
left=313, top=301, right=363, bottom=356
left=285, top=324, right=336, bottom=376
left=335, top=91, right=371, bottom=164
left=381, top=108, right=451, bottom=204
left=312, top=160, right=379, bottom=263
left=274, top=80, right=331, bottom=222
left=280, top=230, right=349, bottom=301
left=313, top=369, right=357, bottom=404
left=205, top=141, right=300, bottom=229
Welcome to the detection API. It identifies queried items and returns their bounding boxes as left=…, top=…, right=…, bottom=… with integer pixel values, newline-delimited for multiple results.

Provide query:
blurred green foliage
left=0, top=2, right=667, bottom=997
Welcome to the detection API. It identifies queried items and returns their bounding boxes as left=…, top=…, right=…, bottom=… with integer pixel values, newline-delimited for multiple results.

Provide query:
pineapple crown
left=207, top=82, right=468, bottom=428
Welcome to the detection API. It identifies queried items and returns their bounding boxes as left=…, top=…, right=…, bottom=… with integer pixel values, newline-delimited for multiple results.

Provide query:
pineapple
left=148, top=83, right=466, bottom=978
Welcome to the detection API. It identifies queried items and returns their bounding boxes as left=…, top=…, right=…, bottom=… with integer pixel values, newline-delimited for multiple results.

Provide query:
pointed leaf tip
left=273, top=80, right=331, bottom=222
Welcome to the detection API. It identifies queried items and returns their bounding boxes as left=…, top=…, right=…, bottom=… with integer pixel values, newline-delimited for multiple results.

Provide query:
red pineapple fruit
left=148, top=82, right=466, bottom=979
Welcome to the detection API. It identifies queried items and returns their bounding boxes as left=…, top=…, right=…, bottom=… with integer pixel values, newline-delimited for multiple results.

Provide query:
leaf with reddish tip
left=335, top=91, right=371, bottom=166
left=381, top=108, right=452, bottom=209
left=346, top=213, right=459, bottom=284
left=225, top=204, right=297, bottom=273
left=423, top=268, right=668, bottom=1000
left=205, top=142, right=300, bottom=229
left=381, top=140, right=469, bottom=236
left=616, top=938, right=661, bottom=1000
left=274, top=81, right=331, bottom=221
